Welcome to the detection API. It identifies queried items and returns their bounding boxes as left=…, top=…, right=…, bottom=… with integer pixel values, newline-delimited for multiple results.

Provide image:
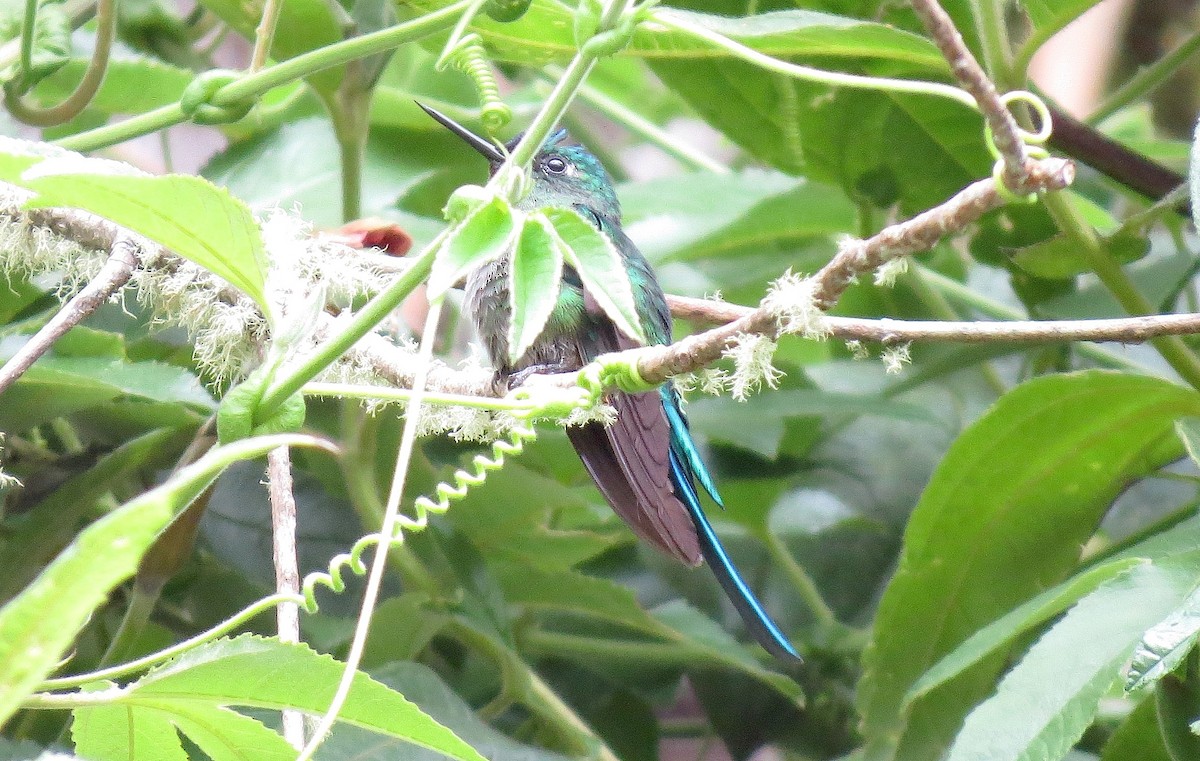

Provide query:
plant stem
left=763, top=532, right=836, bottom=628
left=449, top=621, right=621, bottom=761
left=1088, top=30, right=1200, bottom=124
left=1042, top=191, right=1200, bottom=389
left=969, top=0, right=1014, bottom=89
left=652, top=10, right=978, bottom=110
left=54, top=0, right=470, bottom=152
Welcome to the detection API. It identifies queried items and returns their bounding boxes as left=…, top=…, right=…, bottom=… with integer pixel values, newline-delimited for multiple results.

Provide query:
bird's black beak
left=416, top=102, right=506, bottom=163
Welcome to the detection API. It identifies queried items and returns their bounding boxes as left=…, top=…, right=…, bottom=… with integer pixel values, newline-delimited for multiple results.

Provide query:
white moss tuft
left=762, top=270, right=829, bottom=339
left=882, top=343, right=911, bottom=374
left=723, top=332, right=783, bottom=401
left=873, top=257, right=909, bottom=287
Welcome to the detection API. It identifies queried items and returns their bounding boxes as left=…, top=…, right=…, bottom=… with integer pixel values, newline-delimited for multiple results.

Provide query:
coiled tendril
left=437, top=33, right=511, bottom=134
left=300, top=382, right=594, bottom=613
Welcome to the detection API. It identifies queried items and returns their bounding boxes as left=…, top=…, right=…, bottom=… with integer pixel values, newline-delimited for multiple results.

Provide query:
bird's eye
left=544, top=156, right=568, bottom=174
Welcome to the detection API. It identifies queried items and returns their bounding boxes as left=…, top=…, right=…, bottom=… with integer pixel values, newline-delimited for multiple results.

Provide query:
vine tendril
left=437, top=33, right=511, bottom=133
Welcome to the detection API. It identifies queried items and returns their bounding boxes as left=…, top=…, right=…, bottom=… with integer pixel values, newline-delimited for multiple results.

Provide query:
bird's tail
left=662, top=388, right=802, bottom=664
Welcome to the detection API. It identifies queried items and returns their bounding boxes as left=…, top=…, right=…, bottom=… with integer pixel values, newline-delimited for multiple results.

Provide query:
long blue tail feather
left=662, top=391, right=801, bottom=664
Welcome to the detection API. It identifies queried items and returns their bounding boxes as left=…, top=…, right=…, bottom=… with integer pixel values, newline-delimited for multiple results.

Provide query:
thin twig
left=910, top=0, right=1031, bottom=190
left=266, top=446, right=304, bottom=750
left=626, top=156, right=1074, bottom=386
left=248, top=0, right=284, bottom=73
left=0, top=234, right=141, bottom=395
left=667, top=295, right=1200, bottom=345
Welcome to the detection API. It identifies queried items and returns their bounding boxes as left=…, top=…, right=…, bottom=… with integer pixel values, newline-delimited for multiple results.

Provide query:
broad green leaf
left=620, top=171, right=854, bottom=263
left=0, top=333, right=214, bottom=429
left=33, top=57, right=192, bottom=115
left=0, top=336, right=214, bottom=431
left=127, top=635, right=486, bottom=761
left=410, top=0, right=947, bottom=68
left=427, top=196, right=517, bottom=298
left=1021, top=0, right=1106, bottom=31
left=20, top=172, right=270, bottom=312
left=0, top=435, right=321, bottom=726
left=637, top=9, right=946, bottom=67
left=159, top=703, right=297, bottom=761
left=1156, top=673, right=1200, bottom=761
left=72, top=694, right=191, bottom=761
left=508, top=213, right=565, bottom=364
left=1100, top=695, right=1174, bottom=761
left=906, top=557, right=1146, bottom=702
left=201, top=117, right=477, bottom=232
left=1012, top=230, right=1149, bottom=279
left=653, top=601, right=803, bottom=703
left=0, top=428, right=189, bottom=606
left=857, top=372, right=1200, bottom=761
left=494, top=562, right=670, bottom=636
left=945, top=561, right=1197, bottom=761
left=1126, top=583, right=1200, bottom=691
left=546, top=207, right=645, bottom=345
left=319, top=662, right=573, bottom=761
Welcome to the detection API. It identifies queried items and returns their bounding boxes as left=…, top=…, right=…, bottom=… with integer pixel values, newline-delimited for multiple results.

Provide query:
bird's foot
left=503, top=362, right=578, bottom=391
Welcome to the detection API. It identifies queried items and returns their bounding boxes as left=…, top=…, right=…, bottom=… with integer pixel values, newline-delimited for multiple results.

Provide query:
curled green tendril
left=180, top=70, right=256, bottom=125
left=438, top=33, right=511, bottom=133
left=299, top=382, right=594, bottom=614
left=580, top=351, right=657, bottom=397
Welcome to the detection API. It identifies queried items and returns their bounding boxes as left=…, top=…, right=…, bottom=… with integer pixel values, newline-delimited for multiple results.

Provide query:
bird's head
left=419, top=103, right=621, bottom=223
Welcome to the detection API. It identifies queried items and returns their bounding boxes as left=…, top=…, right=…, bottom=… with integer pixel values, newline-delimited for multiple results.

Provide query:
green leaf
left=546, top=207, right=645, bottom=345
left=688, top=389, right=936, bottom=460
left=427, top=196, right=517, bottom=299
left=0, top=337, right=214, bottom=431
left=1126, top=583, right=1200, bottom=691
left=33, top=56, right=192, bottom=115
left=1012, top=230, right=1149, bottom=279
left=19, top=171, right=270, bottom=312
left=906, top=557, right=1146, bottom=703
left=944, top=561, right=1197, bottom=761
left=857, top=371, right=1200, bottom=761
left=0, top=1, right=69, bottom=82
left=620, top=170, right=854, bottom=263
left=1021, top=0, right=1105, bottom=31
left=494, top=562, right=670, bottom=635
left=411, top=0, right=947, bottom=68
left=0, top=428, right=189, bottom=606
left=508, top=213, right=565, bottom=364
left=72, top=692, right=192, bottom=761
left=1100, top=694, right=1174, bottom=761
left=126, top=635, right=486, bottom=761
left=164, top=703, right=297, bottom=761
left=320, top=661, right=573, bottom=761
left=0, top=434, right=319, bottom=726
left=638, top=8, right=947, bottom=66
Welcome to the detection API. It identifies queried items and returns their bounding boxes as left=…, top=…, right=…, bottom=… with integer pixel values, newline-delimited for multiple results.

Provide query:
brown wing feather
left=563, top=290, right=700, bottom=566
left=567, top=391, right=701, bottom=566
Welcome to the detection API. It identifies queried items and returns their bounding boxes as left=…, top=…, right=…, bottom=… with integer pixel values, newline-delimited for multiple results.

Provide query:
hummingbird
left=420, top=103, right=800, bottom=664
